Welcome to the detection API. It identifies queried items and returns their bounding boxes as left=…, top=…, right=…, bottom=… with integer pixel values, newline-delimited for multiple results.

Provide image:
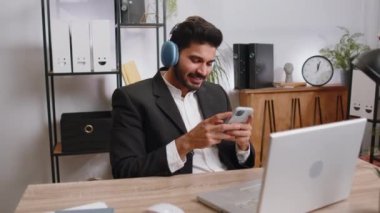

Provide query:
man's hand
left=175, top=112, right=252, bottom=159
left=175, top=112, right=235, bottom=159
left=225, top=116, right=252, bottom=151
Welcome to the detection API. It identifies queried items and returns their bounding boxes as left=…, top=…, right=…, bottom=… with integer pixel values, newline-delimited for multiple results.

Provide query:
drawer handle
left=84, top=125, right=94, bottom=134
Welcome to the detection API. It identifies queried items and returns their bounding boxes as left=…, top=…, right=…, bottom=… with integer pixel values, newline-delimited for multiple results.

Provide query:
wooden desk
left=16, top=160, right=379, bottom=213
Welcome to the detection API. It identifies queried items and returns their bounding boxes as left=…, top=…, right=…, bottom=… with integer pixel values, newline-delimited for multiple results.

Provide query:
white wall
left=0, top=1, right=49, bottom=212
left=174, top=0, right=379, bottom=85
left=1, top=0, right=379, bottom=212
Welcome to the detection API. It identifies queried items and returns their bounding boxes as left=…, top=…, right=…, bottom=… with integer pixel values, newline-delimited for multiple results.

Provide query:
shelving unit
left=41, top=0, right=166, bottom=183
left=116, top=0, right=167, bottom=71
left=348, top=70, right=380, bottom=165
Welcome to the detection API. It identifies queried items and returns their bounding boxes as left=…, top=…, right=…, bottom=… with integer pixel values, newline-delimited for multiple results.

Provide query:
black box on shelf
left=60, top=111, right=112, bottom=153
left=121, top=0, right=146, bottom=24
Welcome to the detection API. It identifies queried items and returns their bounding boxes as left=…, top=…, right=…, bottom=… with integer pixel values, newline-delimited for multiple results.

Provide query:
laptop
left=197, top=118, right=367, bottom=213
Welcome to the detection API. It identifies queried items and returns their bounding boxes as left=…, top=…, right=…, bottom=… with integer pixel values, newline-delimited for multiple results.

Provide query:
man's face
left=173, top=42, right=216, bottom=92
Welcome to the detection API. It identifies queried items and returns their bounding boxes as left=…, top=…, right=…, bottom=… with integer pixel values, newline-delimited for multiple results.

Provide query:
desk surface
left=16, top=160, right=379, bottom=213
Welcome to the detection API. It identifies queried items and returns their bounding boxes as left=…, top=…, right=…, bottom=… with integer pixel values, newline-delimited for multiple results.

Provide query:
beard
left=173, top=63, right=207, bottom=91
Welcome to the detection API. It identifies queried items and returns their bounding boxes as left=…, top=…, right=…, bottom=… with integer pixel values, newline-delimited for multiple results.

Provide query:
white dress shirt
left=162, top=76, right=250, bottom=173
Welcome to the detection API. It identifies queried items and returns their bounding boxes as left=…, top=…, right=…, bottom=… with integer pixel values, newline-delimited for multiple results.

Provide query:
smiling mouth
left=189, top=76, right=204, bottom=85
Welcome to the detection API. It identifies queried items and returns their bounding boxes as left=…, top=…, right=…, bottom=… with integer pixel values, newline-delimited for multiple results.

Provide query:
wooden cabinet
left=239, top=85, right=348, bottom=167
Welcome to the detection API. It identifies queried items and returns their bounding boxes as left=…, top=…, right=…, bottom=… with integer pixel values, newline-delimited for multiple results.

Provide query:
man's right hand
left=175, top=111, right=242, bottom=159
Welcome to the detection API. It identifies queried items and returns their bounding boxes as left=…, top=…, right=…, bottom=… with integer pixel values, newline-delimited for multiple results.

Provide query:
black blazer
left=110, top=72, right=254, bottom=178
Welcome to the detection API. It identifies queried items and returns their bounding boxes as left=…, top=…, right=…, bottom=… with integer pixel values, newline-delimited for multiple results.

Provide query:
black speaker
left=233, top=43, right=274, bottom=89
left=248, top=43, right=274, bottom=89
left=233, top=44, right=249, bottom=89
left=121, top=0, right=145, bottom=24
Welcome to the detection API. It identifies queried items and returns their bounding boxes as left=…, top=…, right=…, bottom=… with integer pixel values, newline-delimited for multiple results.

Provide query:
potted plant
left=207, top=44, right=233, bottom=85
left=167, top=0, right=177, bottom=18
left=319, top=26, right=370, bottom=85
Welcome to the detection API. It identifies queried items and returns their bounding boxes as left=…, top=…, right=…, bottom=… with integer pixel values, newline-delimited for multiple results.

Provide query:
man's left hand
left=224, top=116, right=252, bottom=151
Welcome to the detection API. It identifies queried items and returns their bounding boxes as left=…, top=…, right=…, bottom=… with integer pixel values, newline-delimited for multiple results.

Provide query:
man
left=110, top=16, right=254, bottom=178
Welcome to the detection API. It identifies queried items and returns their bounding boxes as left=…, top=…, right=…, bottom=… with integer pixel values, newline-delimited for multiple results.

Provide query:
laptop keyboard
left=235, top=181, right=261, bottom=209
left=236, top=197, right=259, bottom=209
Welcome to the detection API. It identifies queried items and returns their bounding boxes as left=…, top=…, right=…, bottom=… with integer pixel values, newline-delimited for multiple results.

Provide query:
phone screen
left=226, top=107, right=253, bottom=124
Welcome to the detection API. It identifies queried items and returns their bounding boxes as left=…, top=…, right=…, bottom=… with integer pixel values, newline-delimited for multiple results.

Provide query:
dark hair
left=170, top=16, right=223, bottom=52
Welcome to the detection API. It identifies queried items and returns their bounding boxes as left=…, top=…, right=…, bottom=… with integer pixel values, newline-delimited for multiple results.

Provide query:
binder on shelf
left=350, top=70, right=379, bottom=119
left=70, top=21, right=91, bottom=73
left=51, top=20, right=72, bottom=73
left=91, top=20, right=111, bottom=72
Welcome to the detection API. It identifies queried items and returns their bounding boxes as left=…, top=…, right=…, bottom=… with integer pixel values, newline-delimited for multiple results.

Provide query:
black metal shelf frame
left=41, top=0, right=123, bottom=183
left=368, top=84, right=380, bottom=163
left=41, top=0, right=166, bottom=183
left=47, top=71, right=120, bottom=76
left=120, top=23, right=165, bottom=28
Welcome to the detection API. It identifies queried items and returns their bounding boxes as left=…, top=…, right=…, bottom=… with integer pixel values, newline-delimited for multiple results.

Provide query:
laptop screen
left=197, top=118, right=367, bottom=213
left=259, top=118, right=366, bottom=212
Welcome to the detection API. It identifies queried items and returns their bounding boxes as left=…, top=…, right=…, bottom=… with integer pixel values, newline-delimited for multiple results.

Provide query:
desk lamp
left=351, top=48, right=380, bottom=163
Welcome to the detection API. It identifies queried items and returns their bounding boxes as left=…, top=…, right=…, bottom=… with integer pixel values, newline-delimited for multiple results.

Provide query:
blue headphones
left=161, top=24, right=180, bottom=67
left=161, top=41, right=178, bottom=67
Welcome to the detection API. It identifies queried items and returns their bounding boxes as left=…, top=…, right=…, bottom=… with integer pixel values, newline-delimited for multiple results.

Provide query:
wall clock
left=302, top=55, right=334, bottom=86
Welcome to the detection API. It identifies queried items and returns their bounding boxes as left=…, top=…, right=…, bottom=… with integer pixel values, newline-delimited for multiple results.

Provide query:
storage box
left=60, top=111, right=112, bottom=153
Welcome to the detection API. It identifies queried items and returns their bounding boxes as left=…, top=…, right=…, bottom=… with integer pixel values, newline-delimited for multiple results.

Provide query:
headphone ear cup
left=161, top=41, right=179, bottom=67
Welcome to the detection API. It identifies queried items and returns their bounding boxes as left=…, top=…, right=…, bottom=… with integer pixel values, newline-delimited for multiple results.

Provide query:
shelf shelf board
left=53, top=143, right=109, bottom=156
left=47, top=71, right=120, bottom=76
left=120, top=23, right=165, bottom=28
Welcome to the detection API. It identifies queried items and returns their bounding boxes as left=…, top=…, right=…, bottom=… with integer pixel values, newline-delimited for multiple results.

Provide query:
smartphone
left=226, top=107, right=253, bottom=124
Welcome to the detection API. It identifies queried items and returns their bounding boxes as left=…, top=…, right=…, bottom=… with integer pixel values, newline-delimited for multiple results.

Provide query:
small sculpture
left=284, top=63, right=294, bottom=83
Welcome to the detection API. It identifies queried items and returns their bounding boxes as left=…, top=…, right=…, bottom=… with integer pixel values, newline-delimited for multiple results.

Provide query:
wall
left=168, top=0, right=379, bottom=106
left=0, top=0, right=379, bottom=212
left=174, top=0, right=379, bottom=86
left=0, top=1, right=49, bottom=212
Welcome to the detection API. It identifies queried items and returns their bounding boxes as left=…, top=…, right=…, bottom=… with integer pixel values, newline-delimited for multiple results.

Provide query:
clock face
left=302, top=56, right=334, bottom=86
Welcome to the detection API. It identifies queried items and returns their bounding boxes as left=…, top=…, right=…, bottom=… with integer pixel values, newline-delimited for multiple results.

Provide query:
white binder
left=51, top=20, right=72, bottom=73
left=350, top=70, right=378, bottom=119
left=71, top=21, right=91, bottom=72
left=91, top=20, right=111, bottom=72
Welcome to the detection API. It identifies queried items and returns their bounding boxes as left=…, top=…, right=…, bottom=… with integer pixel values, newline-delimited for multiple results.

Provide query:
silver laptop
left=197, top=118, right=367, bottom=213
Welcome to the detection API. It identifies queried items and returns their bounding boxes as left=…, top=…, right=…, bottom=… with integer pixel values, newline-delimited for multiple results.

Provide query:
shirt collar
left=161, top=72, right=197, bottom=99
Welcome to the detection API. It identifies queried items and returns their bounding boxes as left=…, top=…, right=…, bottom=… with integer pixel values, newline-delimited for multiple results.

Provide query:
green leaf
left=207, top=45, right=231, bottom=85
left=319, top=26, right=370, bottom=71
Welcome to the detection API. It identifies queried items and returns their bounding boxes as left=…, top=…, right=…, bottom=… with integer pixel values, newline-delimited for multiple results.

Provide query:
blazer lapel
left=152, top=72, right=187, bottom=133
left=196, top=84, right=216, bottom=119
left=196, top=83, right=230, bottom=119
